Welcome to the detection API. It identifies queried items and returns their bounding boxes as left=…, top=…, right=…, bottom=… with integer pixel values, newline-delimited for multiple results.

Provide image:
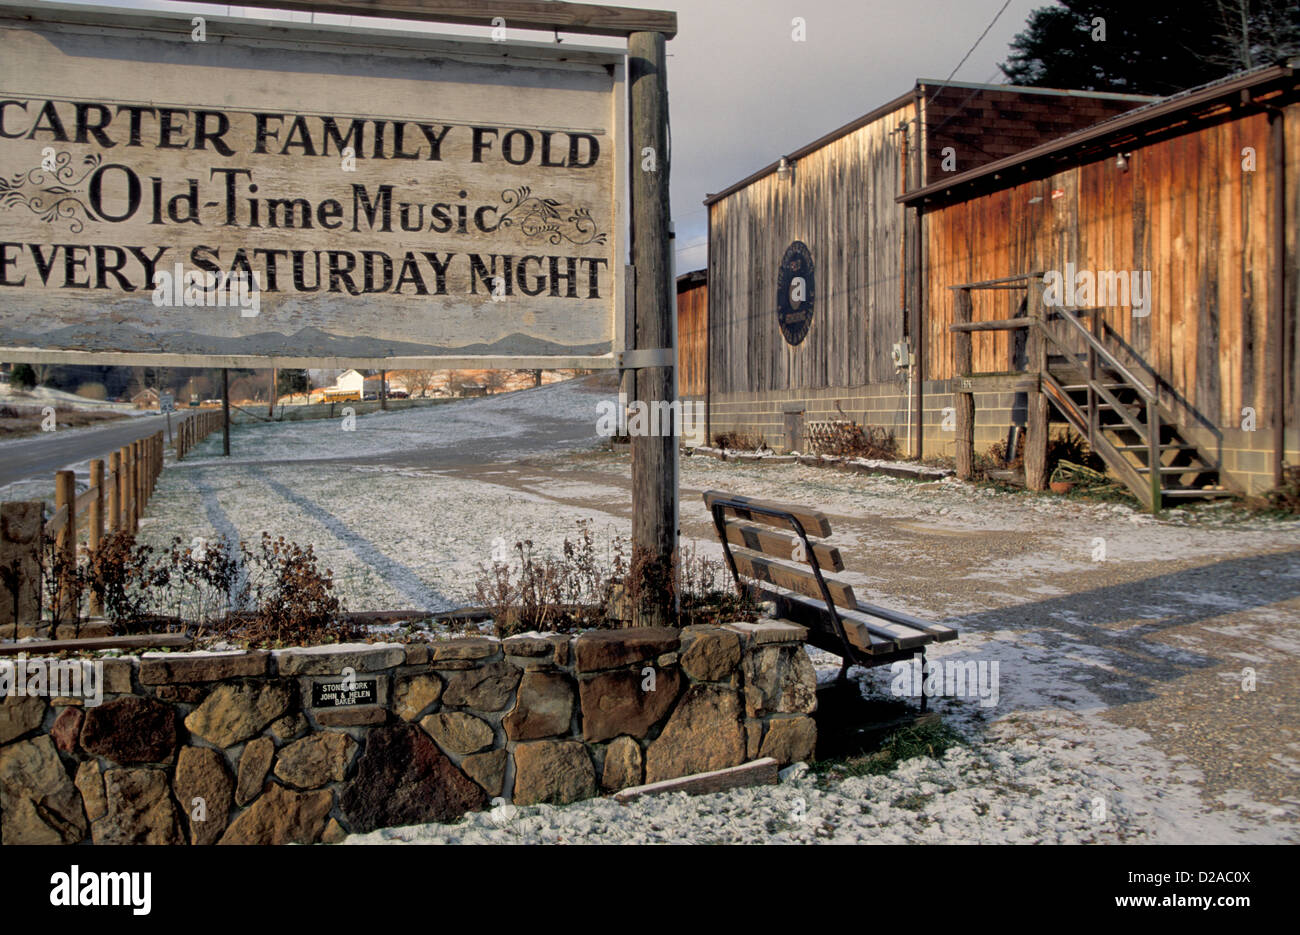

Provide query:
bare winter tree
left=1209, top=0, right=1300, bottom=71
left=482, top=370, right=510, bottom=394
left=406, top=369, right=439, bottom=398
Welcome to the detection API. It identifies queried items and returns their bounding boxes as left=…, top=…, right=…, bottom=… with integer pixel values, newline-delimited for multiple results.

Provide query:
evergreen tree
left=1000, top=1, right=1300, bottom=96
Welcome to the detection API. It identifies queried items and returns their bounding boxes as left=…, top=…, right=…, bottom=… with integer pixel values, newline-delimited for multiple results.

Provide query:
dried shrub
left=806, top=420, right=898, bottom=459
left=224, top=533, right=359, bottom=647
left=1248, top=464, right=1300, bottom=515
left=85, top=531, right=161, bottom=629
left=983, top=428, right=1105, bottom=481
left=476, top=520, right=626, bottom=638
left=677, top=540, right=759, bottom=627
left=712, top=431, right=766, bottom=451
left=474, top=521, right=757, bottom=635
left=50, top=528, right=356, bottom=647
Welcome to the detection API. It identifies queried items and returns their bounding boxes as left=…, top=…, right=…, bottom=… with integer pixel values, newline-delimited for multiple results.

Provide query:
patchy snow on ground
left=97, top=377, right=1300, bottom=844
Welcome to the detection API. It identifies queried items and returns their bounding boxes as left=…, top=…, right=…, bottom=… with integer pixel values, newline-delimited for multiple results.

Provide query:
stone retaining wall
left=0, top=622, right=817, bottom=844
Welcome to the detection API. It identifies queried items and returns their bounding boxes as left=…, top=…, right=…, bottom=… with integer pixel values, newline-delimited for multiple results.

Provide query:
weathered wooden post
left=1024, top=277, right=1050, bottom=491
left=380, top=369, right=388, bottom=411
left=129, top=441, right=140, bottom=530
left=954, top=287, right=975, bottom=480
left=54, top=469, right=76, bottom=620
left=222, top=368, right=231, bottom=456
left=88, top=458, right=104, bottom=616
left=108, top=450, right=121, bottom=533
left=628, top=29, right=676, bottom=627
left=118, top=446, right=130, bottom=532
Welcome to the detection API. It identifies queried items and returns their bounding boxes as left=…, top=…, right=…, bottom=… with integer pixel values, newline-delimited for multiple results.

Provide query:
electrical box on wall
left=891, top=339, right=914, bottom=369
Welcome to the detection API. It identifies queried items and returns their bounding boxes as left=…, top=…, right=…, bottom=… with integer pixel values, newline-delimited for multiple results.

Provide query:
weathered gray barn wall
left=704, top=81, right=1151, bottom=455
left=706, top=97, right=915, bottom=450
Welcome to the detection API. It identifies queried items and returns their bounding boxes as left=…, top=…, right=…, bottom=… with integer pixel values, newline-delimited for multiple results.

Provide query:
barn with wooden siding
left=905, top=63, right=1299, bottom=500
left=703, top=80, right=1153, bottom=456
left=704, top=66, right=1300, bottom=502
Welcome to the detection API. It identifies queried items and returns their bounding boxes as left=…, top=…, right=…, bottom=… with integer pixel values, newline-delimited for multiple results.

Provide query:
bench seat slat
left=721, top=519, right=845, bottom=571
left=704, top=490, right=833, bottom=537
left=758, top=584, right=934, bottom=652
left=855, top=600, right=959, bottom=642
left=757, top=585, right=897, bottom=654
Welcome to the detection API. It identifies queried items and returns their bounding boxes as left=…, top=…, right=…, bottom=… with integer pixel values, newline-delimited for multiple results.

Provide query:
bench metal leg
left=918, top=649, right=928, bottom=713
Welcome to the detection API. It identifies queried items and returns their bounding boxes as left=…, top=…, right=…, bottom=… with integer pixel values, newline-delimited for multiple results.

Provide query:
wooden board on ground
left=0, top=633, right=192, bottom=655
left=614, top=757, right=780, bottom=804
left=703, top=490, right=833, bottom=537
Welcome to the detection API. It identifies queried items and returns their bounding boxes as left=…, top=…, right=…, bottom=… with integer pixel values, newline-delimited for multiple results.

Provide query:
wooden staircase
left=1037, top=308, right=1231, bottom=511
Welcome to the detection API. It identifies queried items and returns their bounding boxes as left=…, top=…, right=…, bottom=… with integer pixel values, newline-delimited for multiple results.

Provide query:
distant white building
left=335, top=369, right=365, bottom=394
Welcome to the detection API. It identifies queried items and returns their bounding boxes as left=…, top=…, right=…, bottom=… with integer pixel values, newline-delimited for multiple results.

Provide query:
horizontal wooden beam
left=954, top=372, right=1040, bottom=394
left=42, top=504, right=68, bottom=538
left=945, top=272, right=1044, bottom=290
left=0, top=633, right=192, bottom=655
left=949, top=318, right=1032, bottom=333
left=173, top=0, right=678, bottom=38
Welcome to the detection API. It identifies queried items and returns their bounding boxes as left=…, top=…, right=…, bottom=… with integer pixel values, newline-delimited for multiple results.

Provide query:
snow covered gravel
left=66, top=377, right=1300, bottom=844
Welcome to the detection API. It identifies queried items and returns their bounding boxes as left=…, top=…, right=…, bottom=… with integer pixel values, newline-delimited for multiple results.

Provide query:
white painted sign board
left=0, top=2, right=626, bottom=368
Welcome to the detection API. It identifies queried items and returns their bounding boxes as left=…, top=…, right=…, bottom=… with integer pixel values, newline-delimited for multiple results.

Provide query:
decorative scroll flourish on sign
left=496, top=186, right=608, bottom=246
left=0, top=151, right=100, bottom=234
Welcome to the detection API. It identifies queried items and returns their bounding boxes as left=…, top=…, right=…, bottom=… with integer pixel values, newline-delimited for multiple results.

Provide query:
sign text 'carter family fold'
left=0, top=5, right=626, bottom=366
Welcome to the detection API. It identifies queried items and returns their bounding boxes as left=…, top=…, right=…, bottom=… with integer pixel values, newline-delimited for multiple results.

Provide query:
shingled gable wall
left=0, top=624, right=816, bottom=844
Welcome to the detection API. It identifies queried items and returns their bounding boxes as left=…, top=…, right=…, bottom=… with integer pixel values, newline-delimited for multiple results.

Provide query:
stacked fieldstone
left=0, top=621, right=816, bottom=845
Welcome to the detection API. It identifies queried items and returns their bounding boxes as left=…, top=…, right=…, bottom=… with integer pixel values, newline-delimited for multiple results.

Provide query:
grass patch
left=814, top=717, right=964, bottom=781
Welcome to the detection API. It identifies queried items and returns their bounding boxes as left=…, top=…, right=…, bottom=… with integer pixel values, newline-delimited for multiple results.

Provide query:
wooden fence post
left=108, top=450, right=121, bottom=533
left=54, top=469, right=76, bottom=620
left=118, top=446, right=130, bottom=533
left=128, top=442, right=139, bottom=531
left=954, top=287, right=975, bottom=480
left=1024, top=278, right=1050, bottom=491
left=222, top=368, right=231, bottom=457
left=88, top=459, right=104, bottom=616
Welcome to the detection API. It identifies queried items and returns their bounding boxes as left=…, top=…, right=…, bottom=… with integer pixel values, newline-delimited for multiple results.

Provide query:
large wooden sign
left=0, top=3, right=625, bottom=367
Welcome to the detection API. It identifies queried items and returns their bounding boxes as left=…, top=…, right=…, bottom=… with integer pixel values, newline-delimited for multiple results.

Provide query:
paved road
left=0, top=414, right=176, bottom=488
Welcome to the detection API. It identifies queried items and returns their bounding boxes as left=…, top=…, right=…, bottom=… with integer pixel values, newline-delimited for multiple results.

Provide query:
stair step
left=1061, top=383, right=1131, bottom=392
left=1113, top=443, right=1199, bottom=451
left=1161, top=488, right=1236, bottom=499
left=1136, top=465, right=1216, bottom=475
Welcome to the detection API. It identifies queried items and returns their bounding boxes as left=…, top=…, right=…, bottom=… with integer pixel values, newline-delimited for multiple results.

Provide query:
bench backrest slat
left=703, top=490, right=832, bottom=537
left=720, top=518, right=845, bottom=572
left=729, top=547, right=857, bottom=611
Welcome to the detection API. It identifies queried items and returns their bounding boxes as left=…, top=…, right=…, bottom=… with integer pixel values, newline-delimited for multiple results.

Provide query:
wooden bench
left=704, top=490, right=958, bottom=704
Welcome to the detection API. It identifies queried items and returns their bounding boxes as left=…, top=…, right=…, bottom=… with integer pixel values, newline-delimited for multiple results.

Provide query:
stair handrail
left=1094, top=316, right=1224, bottom=453
left=1042, top=308, right=1156, bottom=405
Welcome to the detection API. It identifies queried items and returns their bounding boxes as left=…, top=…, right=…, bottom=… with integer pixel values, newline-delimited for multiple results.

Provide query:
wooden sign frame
left=0, top=0, right=644, bottom=370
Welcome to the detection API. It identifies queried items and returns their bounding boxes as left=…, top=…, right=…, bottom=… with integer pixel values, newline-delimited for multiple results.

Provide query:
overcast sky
left=38, top=0, right=1049, bottom=271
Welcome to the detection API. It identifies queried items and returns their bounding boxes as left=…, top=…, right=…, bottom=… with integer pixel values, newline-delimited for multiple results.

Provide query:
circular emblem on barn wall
left=777, top=241, right=815, bottom=346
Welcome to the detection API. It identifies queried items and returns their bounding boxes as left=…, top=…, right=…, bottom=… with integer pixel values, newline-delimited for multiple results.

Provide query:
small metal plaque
left=311, top=679, right=377, bottom=708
